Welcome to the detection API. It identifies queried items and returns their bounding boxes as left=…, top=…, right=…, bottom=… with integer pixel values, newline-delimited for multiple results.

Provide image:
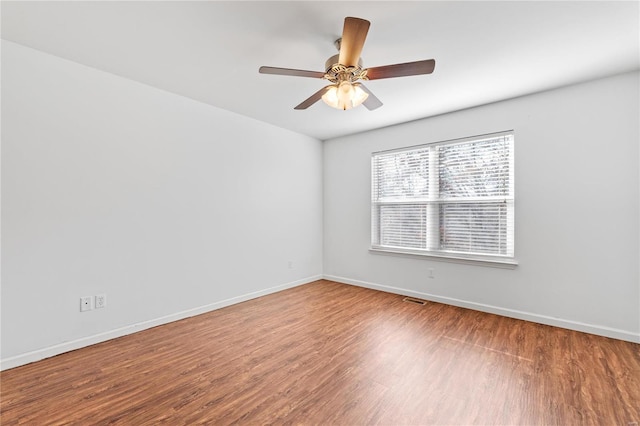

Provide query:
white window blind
left=371, top=131, right=515, bottom=262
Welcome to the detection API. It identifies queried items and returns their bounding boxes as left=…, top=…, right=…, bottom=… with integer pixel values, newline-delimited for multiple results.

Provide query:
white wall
left=1, top=41, right=323, bottom=368
left=324, top=71, right=640, bottom=342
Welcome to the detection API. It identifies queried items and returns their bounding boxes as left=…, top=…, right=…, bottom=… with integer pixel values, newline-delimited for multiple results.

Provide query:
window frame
left=370, top=131, right=517, bottom=267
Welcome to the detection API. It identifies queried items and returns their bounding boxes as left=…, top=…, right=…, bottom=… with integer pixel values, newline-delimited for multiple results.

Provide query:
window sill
left=369, top=247, right=518, bottom=269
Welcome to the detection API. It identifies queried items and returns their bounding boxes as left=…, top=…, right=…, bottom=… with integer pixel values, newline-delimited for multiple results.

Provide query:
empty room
left=1, top=1, right=639, bottom=424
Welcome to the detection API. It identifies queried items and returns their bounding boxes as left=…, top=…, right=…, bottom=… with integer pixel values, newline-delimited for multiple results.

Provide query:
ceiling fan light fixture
left=322, top=81, right=369, bottom=110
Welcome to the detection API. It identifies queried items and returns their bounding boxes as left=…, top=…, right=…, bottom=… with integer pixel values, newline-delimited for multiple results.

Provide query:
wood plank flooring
left=1, top=280, right=639, bottom=425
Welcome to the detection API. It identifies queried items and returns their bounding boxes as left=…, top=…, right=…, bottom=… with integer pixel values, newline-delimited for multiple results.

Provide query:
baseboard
left=323, top=274, right=640, bottom=344
left=0, top=275, right=322, bottom=371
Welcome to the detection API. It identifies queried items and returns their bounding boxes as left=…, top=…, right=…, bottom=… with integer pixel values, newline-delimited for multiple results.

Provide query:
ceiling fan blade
left=358, top=84, right=383, bottom=110
left=259, top=66, right=326, bottom=79
left=366, top=59, right=436, bottom=80
left=294, top=86, right=332, bottom=110
left=338, top=17, right=370, bottom=67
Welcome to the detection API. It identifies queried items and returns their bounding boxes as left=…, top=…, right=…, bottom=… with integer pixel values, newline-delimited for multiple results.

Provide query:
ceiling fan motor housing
left=324, top=54, right=363, bottom=72
left=324, top=54, right=367, bottom=83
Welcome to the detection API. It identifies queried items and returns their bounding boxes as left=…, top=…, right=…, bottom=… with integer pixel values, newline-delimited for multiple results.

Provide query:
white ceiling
left=2, top=1, right=638, bottom=140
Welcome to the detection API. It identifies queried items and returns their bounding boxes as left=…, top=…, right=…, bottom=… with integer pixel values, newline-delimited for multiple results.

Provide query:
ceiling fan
left=259, top=17, right=436, bottom=111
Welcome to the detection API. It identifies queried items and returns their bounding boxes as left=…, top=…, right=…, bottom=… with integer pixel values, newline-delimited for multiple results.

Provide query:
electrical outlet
left=80, top=296, right=93, bottom=312
left=428, top=268, right=435, bottom=279
left=95, top=294, right=107, bottom=309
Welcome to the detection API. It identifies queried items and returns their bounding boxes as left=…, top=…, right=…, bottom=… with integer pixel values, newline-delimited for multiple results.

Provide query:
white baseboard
left=323, top=274, right=640, bottom=344
left=0, top=275, right=322, bottom=371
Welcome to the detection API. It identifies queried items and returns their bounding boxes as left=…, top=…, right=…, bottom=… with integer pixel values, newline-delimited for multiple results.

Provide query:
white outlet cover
left=95, top=294, right=106, bottom=309
left=80, top=296, right=93, bottom=312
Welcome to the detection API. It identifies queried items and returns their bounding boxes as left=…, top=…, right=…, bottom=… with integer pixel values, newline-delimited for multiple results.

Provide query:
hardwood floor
left=1, top=280, right=639, bottom=425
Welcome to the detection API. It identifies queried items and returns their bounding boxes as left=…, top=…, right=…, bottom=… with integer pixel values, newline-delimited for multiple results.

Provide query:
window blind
left=372, top=132, right=514, bottom=260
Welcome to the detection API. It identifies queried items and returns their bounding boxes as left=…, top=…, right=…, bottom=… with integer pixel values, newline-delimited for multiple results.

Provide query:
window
left=371, top=131, right=515, bottom=264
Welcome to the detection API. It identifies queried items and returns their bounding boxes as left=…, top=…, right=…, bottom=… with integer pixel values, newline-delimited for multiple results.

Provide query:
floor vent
left=402, top=297, right=427, bottom=305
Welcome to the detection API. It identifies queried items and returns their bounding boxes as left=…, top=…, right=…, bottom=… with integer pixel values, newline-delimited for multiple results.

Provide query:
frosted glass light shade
left=322, top=82, right=369, bottom=110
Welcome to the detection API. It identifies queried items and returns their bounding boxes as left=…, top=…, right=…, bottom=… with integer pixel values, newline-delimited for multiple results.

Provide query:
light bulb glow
left=322, top=82, right=369, bottom=110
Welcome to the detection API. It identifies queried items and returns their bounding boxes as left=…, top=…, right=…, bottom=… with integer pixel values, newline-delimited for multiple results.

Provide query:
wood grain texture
left=338, top=17, right=370, bottom=67
left=2, top=280, right=639, bottom=425
left=258, top=66, right=325, bottom=79
left=366, top=59, right=436, bottom=80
